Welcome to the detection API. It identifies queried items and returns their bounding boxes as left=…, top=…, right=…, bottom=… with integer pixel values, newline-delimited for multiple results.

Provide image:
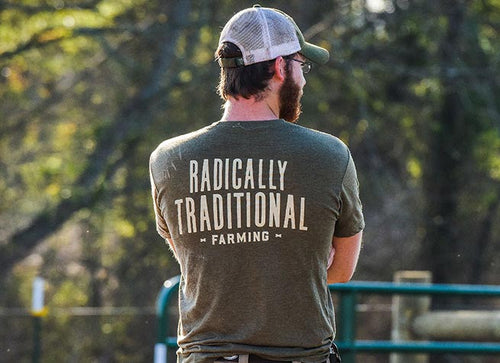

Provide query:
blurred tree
left=419, top=0, right=500, bottom=284
left=0, top=0, right=499, bottom=361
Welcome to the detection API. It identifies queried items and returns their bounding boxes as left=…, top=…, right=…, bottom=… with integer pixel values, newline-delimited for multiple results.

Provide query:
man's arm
left=327, top=231, right=362, bottom=284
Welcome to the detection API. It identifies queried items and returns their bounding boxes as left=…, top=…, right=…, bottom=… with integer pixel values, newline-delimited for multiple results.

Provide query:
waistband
left=214, top=354, right=335, bottom=363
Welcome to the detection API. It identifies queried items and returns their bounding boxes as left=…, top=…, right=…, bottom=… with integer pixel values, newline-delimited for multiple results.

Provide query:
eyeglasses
left=289, top=58, right=312, bottom=74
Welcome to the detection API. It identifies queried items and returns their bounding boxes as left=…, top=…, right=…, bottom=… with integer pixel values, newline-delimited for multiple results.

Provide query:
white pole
left=32, top=277, right=46, bottom=363
left=154, top=343, right=167, bottom=363
left=32, top=277, right=45, bottom=315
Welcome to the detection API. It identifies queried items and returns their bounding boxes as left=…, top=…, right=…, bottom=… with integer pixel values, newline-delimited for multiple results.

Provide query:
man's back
left=149, top=119, right=364, bottom=362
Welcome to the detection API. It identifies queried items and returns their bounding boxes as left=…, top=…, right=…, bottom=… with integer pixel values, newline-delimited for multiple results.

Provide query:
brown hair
left=215, top=42, right=293, bottom=101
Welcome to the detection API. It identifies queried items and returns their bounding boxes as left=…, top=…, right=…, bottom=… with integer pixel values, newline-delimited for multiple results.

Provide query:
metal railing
left=332, top=281, right=500, bottom=362
left=155, top=275, right=181, bottom=363
left=155, top=276, right=500, bottom=363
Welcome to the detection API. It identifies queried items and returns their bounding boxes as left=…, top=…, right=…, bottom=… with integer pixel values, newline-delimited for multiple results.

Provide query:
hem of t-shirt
left=177, top=343, right=330, bottom=363
left=333, top=222, right=365, bottom=238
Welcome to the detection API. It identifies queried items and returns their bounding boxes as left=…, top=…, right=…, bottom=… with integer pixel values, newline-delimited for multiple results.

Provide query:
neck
left=221, top=95, right=279, bottom=122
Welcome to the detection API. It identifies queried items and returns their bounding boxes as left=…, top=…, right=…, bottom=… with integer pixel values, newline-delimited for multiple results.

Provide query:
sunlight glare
left=366, top=0, right=392, bottom=13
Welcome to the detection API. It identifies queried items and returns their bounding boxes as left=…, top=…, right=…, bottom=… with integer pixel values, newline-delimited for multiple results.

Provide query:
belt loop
left=238, top=354, right=249, bottom=363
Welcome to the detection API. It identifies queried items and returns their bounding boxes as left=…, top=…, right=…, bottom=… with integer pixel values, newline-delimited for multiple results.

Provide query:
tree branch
left=0, top=0, right=192, bottom=275
left=0, top=0, right=101, bottom=13
left=0, top=26, right=139, bottom=61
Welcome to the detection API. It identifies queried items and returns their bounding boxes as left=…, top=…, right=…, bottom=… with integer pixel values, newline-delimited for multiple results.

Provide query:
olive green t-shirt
left=149, top=120, right=364, bottom=363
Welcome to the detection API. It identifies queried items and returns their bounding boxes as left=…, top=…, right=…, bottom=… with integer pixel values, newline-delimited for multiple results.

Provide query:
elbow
left=327, top=271, right=354, bottom=284
left=338, top=275, right=354, bottom=284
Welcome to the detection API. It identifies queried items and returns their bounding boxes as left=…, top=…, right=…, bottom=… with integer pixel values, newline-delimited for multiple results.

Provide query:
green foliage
left=1, top=0, right=499, bottom=360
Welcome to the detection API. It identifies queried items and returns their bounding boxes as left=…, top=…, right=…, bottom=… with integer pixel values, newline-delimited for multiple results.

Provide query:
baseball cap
left=218, top=5, right=330, bottom=67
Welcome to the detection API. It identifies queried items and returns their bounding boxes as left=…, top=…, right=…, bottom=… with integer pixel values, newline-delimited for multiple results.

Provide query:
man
left=149, top=5, right=364, bottom=363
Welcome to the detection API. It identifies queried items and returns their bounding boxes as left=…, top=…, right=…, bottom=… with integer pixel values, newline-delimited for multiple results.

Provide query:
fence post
left=155, top=275, right=180, bottom=363
left=32, top=277, right=47, bottom=363
left=390, top=271, right=432, bottom=363
left=337, top=289, right=357, bottom=363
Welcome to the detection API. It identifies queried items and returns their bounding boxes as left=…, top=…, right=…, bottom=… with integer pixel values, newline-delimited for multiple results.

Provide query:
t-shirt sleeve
left=149, top=162, right=172, bottom=240
left=334, top=151, right=365, bottom=237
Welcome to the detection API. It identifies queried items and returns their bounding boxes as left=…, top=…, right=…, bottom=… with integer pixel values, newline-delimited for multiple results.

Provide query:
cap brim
left=282, top=11, right=330, bottom=65
left=301, top=41, right=330, bottom=65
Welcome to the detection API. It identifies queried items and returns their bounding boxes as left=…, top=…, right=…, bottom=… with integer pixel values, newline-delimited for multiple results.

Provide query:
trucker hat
left=218, top=5, right=330, bottom=68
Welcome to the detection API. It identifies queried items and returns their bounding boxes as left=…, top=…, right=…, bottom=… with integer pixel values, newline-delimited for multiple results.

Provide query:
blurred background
left=0, top=0, right=499, bottom=361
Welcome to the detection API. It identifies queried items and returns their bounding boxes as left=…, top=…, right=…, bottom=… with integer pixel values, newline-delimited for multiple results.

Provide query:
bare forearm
left=327, top=231, right=362, bottom=284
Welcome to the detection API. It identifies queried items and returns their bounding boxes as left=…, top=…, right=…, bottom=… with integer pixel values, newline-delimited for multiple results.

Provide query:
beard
left=278, top=70, right=303, bottom=123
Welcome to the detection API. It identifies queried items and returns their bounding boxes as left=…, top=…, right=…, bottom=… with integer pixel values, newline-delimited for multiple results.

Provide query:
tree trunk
left=0, top=0, right=192, bottom=278
left=420, top=1, right=466, bottom=284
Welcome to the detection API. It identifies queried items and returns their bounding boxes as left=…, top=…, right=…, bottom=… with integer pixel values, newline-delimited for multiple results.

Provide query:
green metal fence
left=154, top=276, right=500, bottom=363
left=333, top=281, right=500, bottom=362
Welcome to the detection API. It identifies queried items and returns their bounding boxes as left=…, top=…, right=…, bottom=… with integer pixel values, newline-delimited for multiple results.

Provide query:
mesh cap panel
left=219, top=7, right=300, bottom=65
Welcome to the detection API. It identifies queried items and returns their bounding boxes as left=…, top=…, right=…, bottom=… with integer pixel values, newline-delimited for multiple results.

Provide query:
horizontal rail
left=329, top=281, right=500, bottom=296
left=337, top=341, right=500, bottom=354
left=412, top=311, right=500, bottom=340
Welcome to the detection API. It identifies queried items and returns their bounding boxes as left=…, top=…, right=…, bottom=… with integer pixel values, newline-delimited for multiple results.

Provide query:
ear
left=273, top=56, right=286, bottom=82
